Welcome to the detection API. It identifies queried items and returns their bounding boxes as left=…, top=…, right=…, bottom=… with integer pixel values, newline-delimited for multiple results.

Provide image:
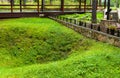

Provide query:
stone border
left=49, top=16, right=120, bottom=47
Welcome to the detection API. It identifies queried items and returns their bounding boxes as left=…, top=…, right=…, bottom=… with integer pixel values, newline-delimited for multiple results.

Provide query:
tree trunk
left=92, top=0, right=98, bottom=23
left=107, top=0, right=111, bottom=20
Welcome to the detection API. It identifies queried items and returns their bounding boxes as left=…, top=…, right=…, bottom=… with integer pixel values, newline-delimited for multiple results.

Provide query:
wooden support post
left=37, top=0, right=40, bottom=13
left=10, top=0, right=13, bottom=13
left=79, top=0, right=81, bottom=11
left=117, top=30, right=120, bottom=37
left=41, top=0, right=45, bottom=11
left=61, top=0, right=64, bottom=12
left=92, top=0, right=98, bottom=23
left=20, top=0, right=22, bottom=12
left=84, top=0, right=86, bottom=12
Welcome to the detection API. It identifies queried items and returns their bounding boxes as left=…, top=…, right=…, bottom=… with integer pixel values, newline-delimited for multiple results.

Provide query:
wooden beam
left=10, top=0, right=13, bottom=13
left=41, top=0, right=45, bottom=11
left=20, top=0, right=22, bottom=12
left=61, top=0, right=64, bottom=12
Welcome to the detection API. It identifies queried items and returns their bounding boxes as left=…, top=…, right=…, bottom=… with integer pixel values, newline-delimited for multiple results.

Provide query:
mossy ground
left=0, top=18, right=120, bottom=78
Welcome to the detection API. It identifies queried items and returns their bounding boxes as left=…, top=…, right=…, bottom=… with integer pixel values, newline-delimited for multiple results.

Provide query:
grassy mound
left=0, top=18, right=120, bottom=78
left=0, top=18, right=90, bottom=67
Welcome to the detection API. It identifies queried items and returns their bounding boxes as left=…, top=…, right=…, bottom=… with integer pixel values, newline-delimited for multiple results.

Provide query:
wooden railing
left=0, top=4, right=105, bottom=13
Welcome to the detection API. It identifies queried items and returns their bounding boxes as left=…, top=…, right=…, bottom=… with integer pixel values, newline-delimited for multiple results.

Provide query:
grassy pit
left=0, top=18, right=120, bottom=78
left=0, top=18, right=90, bottom=67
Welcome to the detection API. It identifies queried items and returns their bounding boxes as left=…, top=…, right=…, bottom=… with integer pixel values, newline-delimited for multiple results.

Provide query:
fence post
left=110, top=29, right=115, bottom=35
left=60, top=17, right=61, bottom=20
left=63, top=17, right=64, bottom=21
left=66, top=18, right=68, bottom=22
left=74, top=19, right=76, bottom=24
left=117, top=30, right=120, bottom=37
left=97, top=25, right=101, bottom=31
left=79, top=21, right=81, bottom=26
left=84, top=22, right=86, bottom=27
left=63, top=17, right=65, bottom=21
left=70, top=19, right=72, bottom=23
left=107, top=28, right=109, bottom=34
left=91, top=24, right=93, bottom=29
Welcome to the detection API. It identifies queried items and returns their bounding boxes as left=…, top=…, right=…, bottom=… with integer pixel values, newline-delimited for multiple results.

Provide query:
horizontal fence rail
left=0, top=0, right=106, bottom=18
left=0, top=4, right=104, bottom=13
left=49, top=16, right=120, bottom=47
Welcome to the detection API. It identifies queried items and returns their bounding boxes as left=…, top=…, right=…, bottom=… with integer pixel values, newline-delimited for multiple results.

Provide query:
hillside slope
left=0, top=18, right=120, bottom=78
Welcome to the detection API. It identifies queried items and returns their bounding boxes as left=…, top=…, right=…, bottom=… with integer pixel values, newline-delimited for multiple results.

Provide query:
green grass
left=0, top=18, right=120, bottom=78
left=60, top=12, right=104, bottom=23
left=0, top=18, right=87, bottom=67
